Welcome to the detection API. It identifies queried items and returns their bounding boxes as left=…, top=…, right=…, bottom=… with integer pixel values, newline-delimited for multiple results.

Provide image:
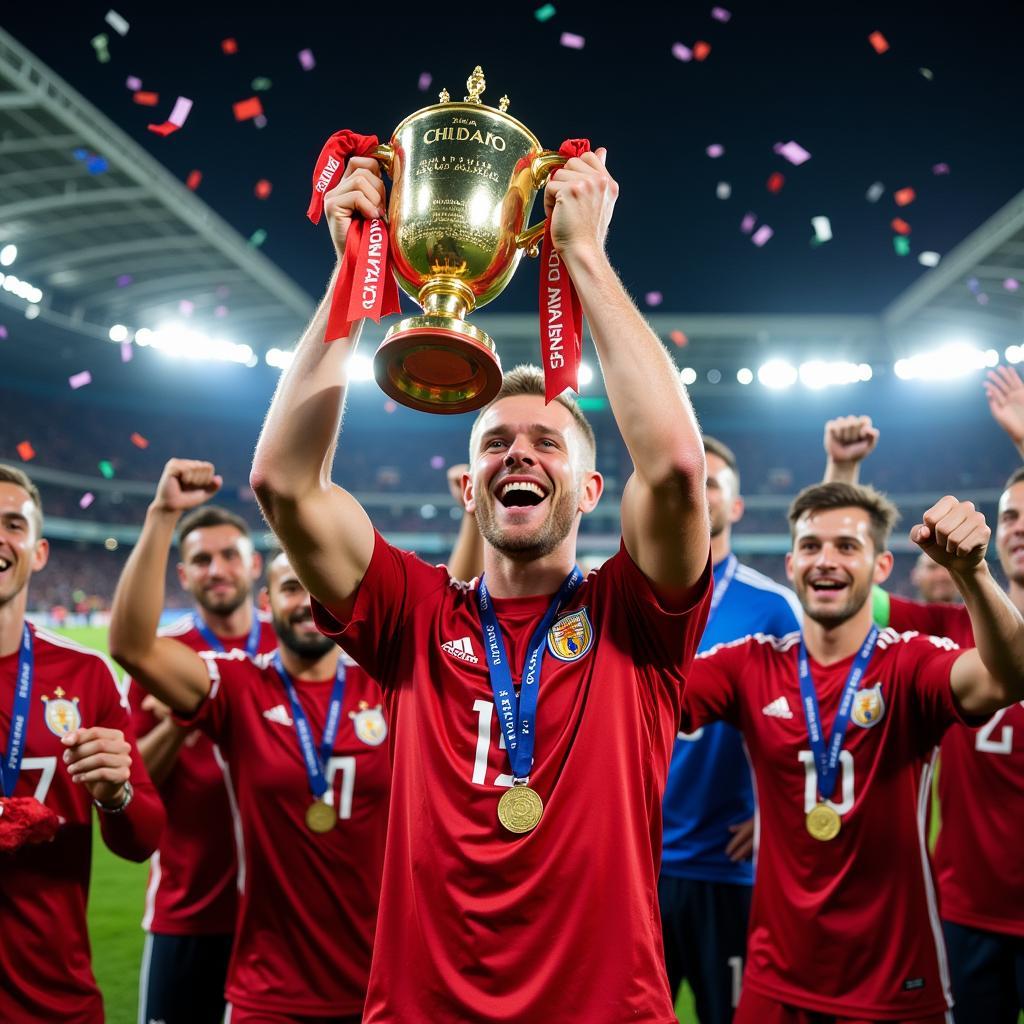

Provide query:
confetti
left=253, top=114, right=268, bottom=129
left=86, top=156, right=109, bottom=175
left=670, top=330, right=688, bottom=347
left=0, top=325, right=7, bottom=339
left=68, top=371, right=92, bottom=390
left=706, top=143, right=724, bottom=158
left=693, top=41, right=711, bottom=61
left=120, top=341, right=133, bottom=362
left=125, top=75, right=141, bottom=91
left=932, top=163, right=950, bottom=175
left=16, top=441, right=35, bottom=462
left=811, top=216, right=833, bottom=243
left=254, top=179, right=273, bottom=199
left=221, top=38, right=238, bottom=55
left=775, top=140, right=811, bottom=166
left=298, top=48, right=316, bottom=70
left=130, top=433, right=149, bottom=450
left=893, top=236, right=910, bottom=256
left=893, top=187, right=916, bottom=206
left=133, top=91, right=160, bottom=107
left=249, top=229, right=267, bottom=248
left=672, top=42, right=693, bottom=62
left=98, top=460, right=115, bottom=479
left=866, top=181, right=885, bottom=203
left=891, top=217, right=911, bottom=235
left=104, top=9, right=129, bottom=36
left=1004, top=278, right=1021, bottom=292
left=79, top=492, right=95, bottom=510
left=868, top=30, right=889, bottom=54
left=711, top=6, right=731, bottom=22
left=919, top=67, right=934, bottom=80
left=430, top=455, right=446, bottom=469
left=384, top=400, right=397, bottom=414
left=178, top=299, right=194, bottom=316
left=185, top=169, right=202, bottom=190
left=535, top=3, right=556, bottom=20
left=752, top=225, right=774, bottom=247
left=91, top=34, right=110, bottom=64
left=766, top=172, right=785, bottom=193
left=645, top=291, right=663, bottom=306
left=116, top=274, right=133, bottom=287
left=233, top=97, right=263, bottom=122
left=418, top=72, right=432, bottom=91
left=214, top=305, right=229, bottom=318
left=252, top=77, right=273, bottom=92
left=740, top=212, right=757, bottom=234
left=967, top=277, right=981, bottom=294
left=147, top=96, right=193, bottom=137
left=560, top=32, right=585, bottom=49
left=918, top=251, right=940, bottom=267
left=716, top=181, right=731, bottom=200
left=73, top=148, right=88, bottom=161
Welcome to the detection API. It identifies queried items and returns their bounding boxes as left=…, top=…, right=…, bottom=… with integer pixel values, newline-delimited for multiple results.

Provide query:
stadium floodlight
left=143, top=323, right=255, bottom=365
left=681, top=367, right=698, bottom=385
left=134, top=328, right=153, bottom=346
left=757, top=359, right=798, bottom=389
left=736, top=367, right=753, bottom=385
left=893, top=341, right=998, bottom=381
left=1005, top=345, right=1023, bottom=365
left=265, top=347, right=295, bottom=369
left=578, top=362, right=594, bottom=388
left=798, top=360, right=873, bottom=390
left=346, top=353, right=375, bottom=382
left=108, top=324, right=129, bottom=343
left=0, top=244, right=16, bottom=267
left=0, top=272, right=44, bottom=305
left=24, top=304, right=40, bottom=320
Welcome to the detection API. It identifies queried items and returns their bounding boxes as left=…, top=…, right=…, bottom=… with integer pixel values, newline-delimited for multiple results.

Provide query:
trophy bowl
left=370, top=67, right=564, bottom=414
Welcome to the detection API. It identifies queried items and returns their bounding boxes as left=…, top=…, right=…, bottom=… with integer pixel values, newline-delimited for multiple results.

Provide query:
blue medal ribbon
left=271, top=653, right=347, bottom=801
left=475, top=567, right=584, bottom=783
left=2, top=624, right=34, bottom=798
left=797, top=626, right=878, bottom=802
left=192, top=610, right=262, bottom=658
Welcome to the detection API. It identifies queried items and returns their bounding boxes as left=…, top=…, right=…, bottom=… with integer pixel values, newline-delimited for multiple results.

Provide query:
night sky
left=3, top=1, right=1023, bottom=317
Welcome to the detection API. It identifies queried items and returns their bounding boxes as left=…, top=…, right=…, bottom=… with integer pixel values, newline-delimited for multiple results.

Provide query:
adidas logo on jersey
left=441, top=636, right=479, bottom=664
left=762, top=696, right=794, bottom=719
left=262, top=704, right=294, bottom=727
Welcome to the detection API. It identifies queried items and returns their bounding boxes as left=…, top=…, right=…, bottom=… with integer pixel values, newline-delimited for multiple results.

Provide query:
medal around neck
left=497, top=784, right=544, bottom=834
left=806, top=802, right=841, bottom=842
left=305, top=800, right=338, bottom=834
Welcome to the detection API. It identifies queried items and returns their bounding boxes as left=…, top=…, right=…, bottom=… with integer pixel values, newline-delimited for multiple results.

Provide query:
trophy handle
left=372, top=143, right=395, bottom=177
left=514, top=151, right=567, bottom=258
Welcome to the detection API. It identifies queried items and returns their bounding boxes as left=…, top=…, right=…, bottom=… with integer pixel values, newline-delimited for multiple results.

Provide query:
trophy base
left=374, top=316, right=503, bottom=415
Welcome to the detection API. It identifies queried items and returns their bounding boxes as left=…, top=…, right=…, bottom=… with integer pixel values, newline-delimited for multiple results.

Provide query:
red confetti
left=130, top=432, right=149, bottom=450
left=233, top=97, right=264, bottom=122
left=766, top=171, right=785, bottom=193
left=147, top=121, right=180, bottom=137
left=891, top=217, right=912, bottom=235
left=868, top=30, right=889, bottom=54
left=669, top=330, right=688, bottom=348
left=894, top=187, right=916, bottom=207
left=221, top=37, right=238, bottom=55
left=186, top=169, right=202, bottom=190
left=133, top=92, right=160, bottom=107
left=693, top=40, right=712, bottom=61
left=16, top=441, right=35, bottom=462
left=254, top=179, right=273, bottom=199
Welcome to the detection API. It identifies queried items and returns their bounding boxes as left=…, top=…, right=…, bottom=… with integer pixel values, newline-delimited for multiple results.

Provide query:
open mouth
left=809, top=578, right=847, bottom=593
left=0, top=556, right=11, bottom=573
left=497, top=480, right=548, bottom=509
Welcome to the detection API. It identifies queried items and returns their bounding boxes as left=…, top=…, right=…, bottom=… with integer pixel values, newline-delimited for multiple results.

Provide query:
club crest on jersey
left=851, top=683, right=885, bottom=728
left=41, top=687, right=82, bottom=737
left=547, top=608, right=594, bottom=662
left=349, top=701, right=387, bottom=746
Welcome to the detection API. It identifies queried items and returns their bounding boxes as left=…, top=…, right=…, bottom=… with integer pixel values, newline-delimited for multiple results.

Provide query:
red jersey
left=183, top=649, right=389, bottom=1018
left=0, top=625, right=164, bottom=1024
left=682, top=627, right=965, bottom=1019
left=888, top=596, right=1024, bottom=938
left=311, top=532, right=712, bottom=1024
left=127, top=612, right=277, bottom=935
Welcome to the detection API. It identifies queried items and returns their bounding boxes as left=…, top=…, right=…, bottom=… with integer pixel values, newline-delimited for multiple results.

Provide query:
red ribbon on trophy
left=306, top=130, right=401, bottom=342
left=539, top=138, right=591, bottom=403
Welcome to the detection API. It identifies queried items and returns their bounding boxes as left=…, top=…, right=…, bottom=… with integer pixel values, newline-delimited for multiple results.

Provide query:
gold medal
left=806, top=802, right=841, bottom=842
left=305, top=800, right=338, bottom=834
left=497, top=785, right=544, bottom=834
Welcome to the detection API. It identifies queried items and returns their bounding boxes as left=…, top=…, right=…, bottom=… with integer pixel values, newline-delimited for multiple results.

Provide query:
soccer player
left=109, top=459, right=390, bottom=1024
left=125, top=505, right=276, bottom=1024
left=660, top=435, right=801, bottom=1022
left=911, top=551, right=959, bottom=604
left=0, top=463, right=164, bottom=1024
left=825, top=404, right=1024, bottom=1023
left=682, top=480, right=1024, bottom=1023
left=250, top=149, right=712, bottom=1021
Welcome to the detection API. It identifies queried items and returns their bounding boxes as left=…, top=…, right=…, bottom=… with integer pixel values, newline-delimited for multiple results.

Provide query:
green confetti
left=248, top=229, right=267, bottom=248
left=98, top=460, right=115, bottom=479
left=577, top=396, right=607, bottom=412
left=893, top=236, right=911, bottom=256
left=535, top=4, right=556, bottom=21
left=252, top=77, right=273, bottom=91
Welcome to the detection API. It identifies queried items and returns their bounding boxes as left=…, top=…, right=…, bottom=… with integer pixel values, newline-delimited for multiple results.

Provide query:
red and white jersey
left=127, top=612, right=277, bottom=935
left=889, top=596, right=1024, bottom=938
left=311, top=531, right=712, bottom=1024
left=681, top=627, right=965, bottom=1019
left=0, top=626, right=164, bottom=1024
left=182, top=649, right=390, bottom=1019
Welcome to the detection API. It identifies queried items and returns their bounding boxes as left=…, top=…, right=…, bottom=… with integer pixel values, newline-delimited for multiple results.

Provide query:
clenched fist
left=910, top=496, right=990, bottom=575
left=323, top=157, right=387, bottom=259
left=823, top=415, right=879, bottom=466
left=152, top=459, right=222, bottom=515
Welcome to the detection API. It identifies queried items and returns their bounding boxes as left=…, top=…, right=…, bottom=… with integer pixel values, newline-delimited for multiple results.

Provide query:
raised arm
left=984, top=366, right=1024, bottom=462
left=544, top=149, right=707, bottom=596
left=249, top=159, right=384, bottom=620
left=910, top=496, right=1024, bottom=715
left=822, top=415, right=879, bottom=484
left=109, top=460, right=219, bottom=714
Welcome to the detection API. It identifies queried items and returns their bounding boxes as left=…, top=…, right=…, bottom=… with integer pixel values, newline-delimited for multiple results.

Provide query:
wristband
left=93, top=780, right=133, bottom=814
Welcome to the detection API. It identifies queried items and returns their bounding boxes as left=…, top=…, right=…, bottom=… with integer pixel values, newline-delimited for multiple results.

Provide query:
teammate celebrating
left=0, top=464, right=164, bottom=1024
left=682, top=479, right=1024, bottom=1023
left=251, top=149, right=712, bottom=1022
left=126, top=505, right=276, bottom=1024
left=110, top=459, right=390, bottom=1024
left=660, top=436, right=801, bottom=1023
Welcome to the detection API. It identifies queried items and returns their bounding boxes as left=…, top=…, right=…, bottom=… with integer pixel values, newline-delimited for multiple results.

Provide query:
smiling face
left=911, top=551, right=959, bottom=603
left=786, top=506, right=892, bottom=628
left=177, top=525, right=261, bottom=617
left=996, top=481, right=1024, bottom=586
left=467, top=394, right=602, bottom=561
left=267, top=552, right=334, bottom=659
left=0, top=482, right=48, bottom=609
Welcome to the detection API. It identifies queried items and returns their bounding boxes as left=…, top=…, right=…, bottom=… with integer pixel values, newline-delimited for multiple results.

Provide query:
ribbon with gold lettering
left=306, top=130, right=401, bottom=342
left=539, top=138, right=591, bottom=403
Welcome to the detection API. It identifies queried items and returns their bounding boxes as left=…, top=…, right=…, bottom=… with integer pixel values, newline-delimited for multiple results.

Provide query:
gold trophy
left=369, top=67, right=565, bottom=414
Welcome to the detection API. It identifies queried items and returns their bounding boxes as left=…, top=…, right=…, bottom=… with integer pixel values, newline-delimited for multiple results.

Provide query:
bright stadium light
left=680, top=367, right=697, bottom=385
left=578, top=362, right=594, bottom=387
left=265, top=347, right=295, bottom=369
left=1005, top=345, right=1023, bottom=364
left=346, top=353, right=375, bottom=382
left=142, top=324, right=255, bottom=365
left=737, top=367, right=754, bottom=385
left=108, top=324, right=128, bottom=342
left=0, top=244, right=16, bottom=267
left=757, top=359, right=798, bottom=389
left=798, top=360, right=873, bottom=390
left=0, top=272, right=44, bottom=305
left=134, top=328, right=153, bottom=346
left=893, top=341, right=998, bottom=381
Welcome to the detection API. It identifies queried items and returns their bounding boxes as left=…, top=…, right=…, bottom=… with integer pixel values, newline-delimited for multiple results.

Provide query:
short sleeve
left=679, top=638, right=747, bottom=731
left=900, top=635, right=970, bottom=745
left=311, top=529, right=454, bottom=686
left=125, top=678, right=158, bottom=739
left=172, top=650, right=246, bottom=742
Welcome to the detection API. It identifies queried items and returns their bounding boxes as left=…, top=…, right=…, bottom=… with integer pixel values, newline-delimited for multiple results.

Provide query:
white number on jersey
left=21, top=756, right=57, bottom=803
left=471, top=699, right=515, bottom=788
left=798, top=749, right=855, bottom=815
left=975, top=707, right=1015, bottom=755
left=324, top=756, right=356, bottom=819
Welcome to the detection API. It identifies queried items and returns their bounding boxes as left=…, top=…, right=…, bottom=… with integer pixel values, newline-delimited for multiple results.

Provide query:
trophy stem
left=420, top=278, right=476, bottom=321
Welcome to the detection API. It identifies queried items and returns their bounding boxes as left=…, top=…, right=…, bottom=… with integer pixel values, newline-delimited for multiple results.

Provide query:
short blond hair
left=0, top=463, right=43, bottom=536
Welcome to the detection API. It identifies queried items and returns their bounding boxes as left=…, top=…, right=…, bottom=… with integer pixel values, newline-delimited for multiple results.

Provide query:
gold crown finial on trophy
left=465, top=66, right=486, bottom=104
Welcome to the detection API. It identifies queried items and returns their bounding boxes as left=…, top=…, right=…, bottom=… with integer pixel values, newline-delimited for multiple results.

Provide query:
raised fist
left=153, top=459, right=222, bottom=515
left=323, top=157, right=387, bottom=259
left=823, top=415, right=879, bottom=466
left=910, top=496, right=990, bottom=575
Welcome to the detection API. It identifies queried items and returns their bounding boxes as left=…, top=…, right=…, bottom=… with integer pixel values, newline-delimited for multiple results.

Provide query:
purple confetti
left=254, top=114, right=268, bottom=129
left=418, top=72, right=432, bottom=91
left=0, top=325, right=7, bottom=340
left=671, top=42, right=693, bottom=62
left=179, top=299, right=194, bottom=316
left=69, top=370, right=92, bottom=390
left=932, top=162, right=950, bottom=175
left=706, top=143, right=724, bottom=158
left=645, top=291, right=663, bottom=307
left=126, top=75, right=141, bottom=91
left=560, top=31, right=585, bottom=49
left=740, top=212, right=757, bottom=234
left=79, top=492, right=95, bottom=510
left=116, top=274, right=133, bottom=287
left=214, top=305, right=229, bottom=318
left=430, top=455, right=445, bottom=470
left=967, top=277, right=981, bottom=294
left=711, top=6, right=731, bottom=21
left=1004, top=278, right=1021, bottom=292
left=751, top=225, right=774, bottom=247
left=298, top=48, right=316, bottom=70
left=775, top=140, right=811, bottom=166
left=120, top=341, right=133, bottom=362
